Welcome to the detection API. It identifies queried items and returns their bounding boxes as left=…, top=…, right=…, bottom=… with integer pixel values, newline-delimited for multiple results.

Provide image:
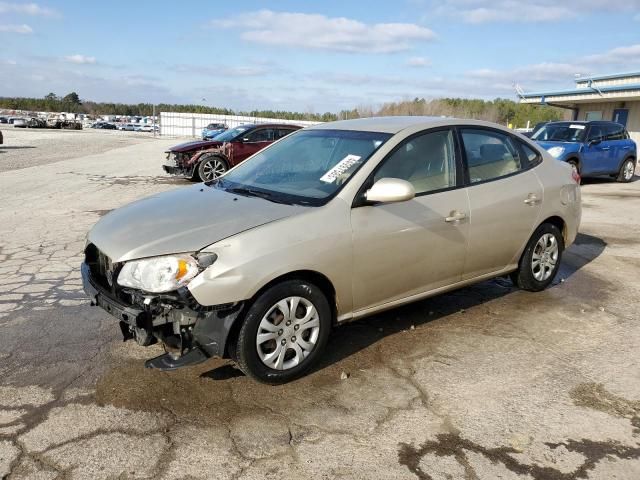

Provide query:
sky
left=1, top=0, right=640, bottom=113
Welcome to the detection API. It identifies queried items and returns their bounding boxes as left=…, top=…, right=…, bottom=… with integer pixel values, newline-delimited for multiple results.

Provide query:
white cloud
left=464, top=43, right=640, bottom=95
left=64, top=54, right=96, bottom=64
left=432, top=0, right=640, bottom=23
left=213, top=10, right=436, bottom=53
left=0, top=2, right=58, bottom=16
left=406, top=56, right=431, bottom=67
left=0, top=23, right=32, bottom=33
left=175, top=64, right=271, bottom=77
left=582, top=44, right=640, bottom=65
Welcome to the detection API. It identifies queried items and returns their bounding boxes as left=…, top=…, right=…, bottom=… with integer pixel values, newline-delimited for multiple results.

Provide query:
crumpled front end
left=163, top=151, right=197, bottom=178
left=82, top=243, right=243, bottom=370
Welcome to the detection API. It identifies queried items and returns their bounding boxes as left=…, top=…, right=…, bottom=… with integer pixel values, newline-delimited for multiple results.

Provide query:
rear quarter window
left=519, top=142, right=543, bottom=168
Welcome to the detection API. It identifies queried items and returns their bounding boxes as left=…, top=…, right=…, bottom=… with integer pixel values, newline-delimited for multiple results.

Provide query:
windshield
left=213, top=125, right=251, bottom=141
left=217, top=129, right=391, bottom=205
left=532, top=123, right=586, bottom=142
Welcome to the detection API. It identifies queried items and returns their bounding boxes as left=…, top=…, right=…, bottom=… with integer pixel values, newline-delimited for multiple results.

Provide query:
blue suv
left=201, top=123, right=228, bottom=140
left=532, top=121, right=637, bottom=182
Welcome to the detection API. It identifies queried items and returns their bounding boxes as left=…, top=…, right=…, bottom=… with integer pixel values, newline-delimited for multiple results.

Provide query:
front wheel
left=617, top=158, right=636, bottom=183
left=197, top=155, right=228, bottom=182
left=511, top=223, right=564, bottom=292
left=235, top=280, right=332, bottom=384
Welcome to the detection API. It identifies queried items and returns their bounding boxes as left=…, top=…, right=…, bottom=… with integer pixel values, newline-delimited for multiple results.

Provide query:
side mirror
left=241, top=137, right=250, bottom=143
left=365, top=178, right=415, bottom=204
left=588, top=137, right=601, bottom=146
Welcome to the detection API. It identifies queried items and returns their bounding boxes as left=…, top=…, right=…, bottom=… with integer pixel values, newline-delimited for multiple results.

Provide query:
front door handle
left=445, top=211, right=467, bottom=223
left=601, top=147, right=610, bottom=151
left=524, top=194, right=541, bottom=206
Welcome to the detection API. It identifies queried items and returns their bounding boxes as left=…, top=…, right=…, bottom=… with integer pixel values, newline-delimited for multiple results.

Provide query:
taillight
left=571, top=169, right=581, bottom=184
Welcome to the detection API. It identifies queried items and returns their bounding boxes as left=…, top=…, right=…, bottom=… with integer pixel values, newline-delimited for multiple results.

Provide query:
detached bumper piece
left=81, top=258, right=243, bottom=371
left=145, top=349, right=209, bottom=371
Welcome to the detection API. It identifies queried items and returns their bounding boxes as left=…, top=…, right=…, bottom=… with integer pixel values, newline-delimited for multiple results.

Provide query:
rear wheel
left=235, top=280, right=332, bottom=384
left=511, top=223, right=564, bottom=292
left=197, top=155, right=228, bottom=182
left=616, top=158, right=636, bottom=183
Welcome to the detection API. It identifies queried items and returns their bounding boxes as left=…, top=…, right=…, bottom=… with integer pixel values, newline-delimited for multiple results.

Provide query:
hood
left=88, top=184, right=307, bottom=262
left=168, top=140, right=222, bottom=153
left=535, top=140, right=581, bottom=153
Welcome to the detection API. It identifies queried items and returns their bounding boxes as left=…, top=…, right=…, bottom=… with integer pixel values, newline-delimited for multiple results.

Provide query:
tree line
left=0, top=93, right=564, bottom=128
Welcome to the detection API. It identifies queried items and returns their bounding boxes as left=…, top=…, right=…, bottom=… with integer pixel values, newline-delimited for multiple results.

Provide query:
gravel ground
left=0, top=126, right=157, bottom=173
left=0, top=134, right=639, bottom=479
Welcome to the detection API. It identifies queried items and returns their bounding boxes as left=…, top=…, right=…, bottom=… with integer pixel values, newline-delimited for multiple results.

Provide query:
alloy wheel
left=624, top=160, right=635, bottom=181
left=256, top=296, right=321, bottom=370
left=531, top=233, right=559, bottom=281
left=201, top=159, right=226, bottom=181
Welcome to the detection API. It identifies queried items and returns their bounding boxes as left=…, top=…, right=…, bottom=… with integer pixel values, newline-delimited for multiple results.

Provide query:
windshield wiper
left=226, top=186, right=293, bottom=205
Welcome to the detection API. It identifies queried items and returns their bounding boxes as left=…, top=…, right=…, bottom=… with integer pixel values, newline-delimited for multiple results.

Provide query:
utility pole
left=153, top=104, right=157, bottom=137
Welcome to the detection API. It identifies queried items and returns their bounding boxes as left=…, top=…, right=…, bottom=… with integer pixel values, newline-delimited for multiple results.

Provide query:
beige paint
left=187, top=118, right=581, bottom=322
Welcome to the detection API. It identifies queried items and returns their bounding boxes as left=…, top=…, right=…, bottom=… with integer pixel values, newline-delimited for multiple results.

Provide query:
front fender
left=189, top=148, right=228, bottom=166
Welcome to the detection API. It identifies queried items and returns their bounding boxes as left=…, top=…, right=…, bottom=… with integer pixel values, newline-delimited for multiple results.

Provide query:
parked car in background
left=0, top=116, right=8, bottom=124
left=164, top=123, right=302, bottom=181
left=123, top=123, right=136, bottom=131
left=24, top=117, right=47, bottom=128
left=96, top=122, right=117, bottom=130
left=521, top=122, right=549, bottom=138
left=84, top=116, right=581, bottom=383
left=532, top=121, right=637, bottom=182
left=202, top=123, right=228, bottom=140
left=12, top=118, right=27, bottom=127
left=138, top=124, right=156, bottom=132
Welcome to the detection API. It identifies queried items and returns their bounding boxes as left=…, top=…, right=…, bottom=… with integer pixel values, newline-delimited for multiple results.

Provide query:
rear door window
left=603, top=124, right=625, bottom=141
left=276, top=128, right=296, bottom=139
left=246, top=128, right=275, bottom=142
left=460, top=129, right=523, bottom=183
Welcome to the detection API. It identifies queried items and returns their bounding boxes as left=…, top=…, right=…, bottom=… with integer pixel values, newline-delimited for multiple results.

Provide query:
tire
left=616, top=158, right=636, bottom=183
left=510, top=223, right=564, bottom=292
left=235, top=280, right=332, bottom=384
left=196, top=155, right=228, bottom=182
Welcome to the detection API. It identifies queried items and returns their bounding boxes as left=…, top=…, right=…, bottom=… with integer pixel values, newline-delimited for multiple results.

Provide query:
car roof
left=309, top=116, right=516, bottom=134
left=237, top=123, right=301, bottom=129
left=546, top=120, right=624, bottom=127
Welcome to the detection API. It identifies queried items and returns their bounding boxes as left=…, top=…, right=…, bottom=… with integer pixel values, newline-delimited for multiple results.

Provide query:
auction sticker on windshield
left=569, top=124, right=586, bottom=129
left=320, top=154, right=362, bottom=183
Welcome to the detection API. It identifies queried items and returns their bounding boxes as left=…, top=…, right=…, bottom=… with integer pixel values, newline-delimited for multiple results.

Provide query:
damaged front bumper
left=163, top=152, right=195, bottom=178
left=81, top=262, right=242, bottom=371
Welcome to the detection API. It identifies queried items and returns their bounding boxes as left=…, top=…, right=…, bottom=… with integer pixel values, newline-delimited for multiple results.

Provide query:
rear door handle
left=601, top=147, right=610, bottom=151
left=445, top=211, right=467, bottom=223
left=524, top=194, right=541, bottom=206
left=623, top=146, right=631, bottom=149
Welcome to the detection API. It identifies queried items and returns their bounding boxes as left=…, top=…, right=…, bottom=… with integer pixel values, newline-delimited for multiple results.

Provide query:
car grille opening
left=85, top=243, right=117, bottom=291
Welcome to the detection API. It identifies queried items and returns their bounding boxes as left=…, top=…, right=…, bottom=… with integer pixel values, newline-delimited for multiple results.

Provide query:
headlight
left=117, top=254, right=200, bottom=293
left=547, top=146, right=565, bottom=158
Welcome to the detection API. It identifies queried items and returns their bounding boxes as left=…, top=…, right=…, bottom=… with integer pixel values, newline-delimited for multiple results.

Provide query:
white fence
left=159, top=112, right=319, bottom=138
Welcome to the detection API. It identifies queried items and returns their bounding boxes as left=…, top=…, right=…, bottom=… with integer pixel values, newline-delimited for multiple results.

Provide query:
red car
left=163, top=123, right=302, bottom=181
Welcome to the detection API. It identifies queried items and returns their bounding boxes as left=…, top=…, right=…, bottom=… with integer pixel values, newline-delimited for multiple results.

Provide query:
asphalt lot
left=0, top=127, right=639, bottom=479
